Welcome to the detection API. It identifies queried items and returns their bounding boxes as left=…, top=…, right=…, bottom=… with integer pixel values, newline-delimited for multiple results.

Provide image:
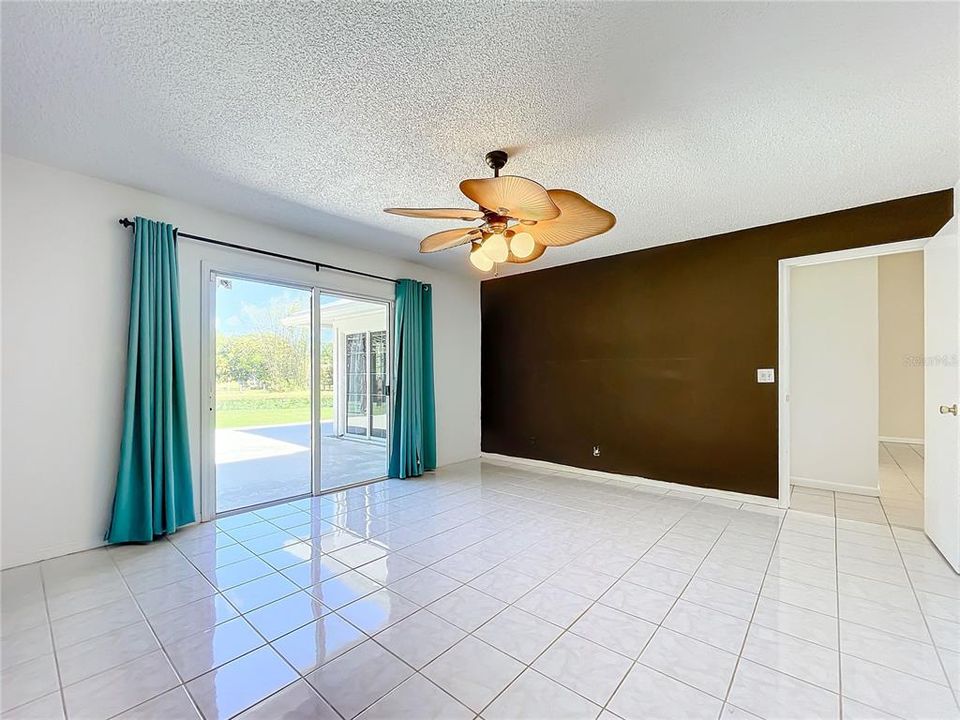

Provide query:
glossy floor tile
left=2, top=456, right=958, bottom=719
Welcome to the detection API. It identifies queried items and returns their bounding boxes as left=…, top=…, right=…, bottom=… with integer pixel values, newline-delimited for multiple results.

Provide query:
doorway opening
left=779, top=243, right=927, bottom=528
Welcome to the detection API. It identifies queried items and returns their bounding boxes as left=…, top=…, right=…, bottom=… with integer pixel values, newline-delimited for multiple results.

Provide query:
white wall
left=790, top=257, right=880, bottom=494
left=878, top=252, right=924, bottom=442
left=1, top=155, right=481, bottom=568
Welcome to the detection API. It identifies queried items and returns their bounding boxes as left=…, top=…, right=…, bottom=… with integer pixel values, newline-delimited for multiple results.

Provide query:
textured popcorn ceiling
left=2, top=2, right=957, bottom=276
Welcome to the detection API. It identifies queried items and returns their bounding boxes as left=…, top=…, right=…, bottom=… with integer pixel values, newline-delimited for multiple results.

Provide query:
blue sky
left=215, top=276, right=336, bottom=341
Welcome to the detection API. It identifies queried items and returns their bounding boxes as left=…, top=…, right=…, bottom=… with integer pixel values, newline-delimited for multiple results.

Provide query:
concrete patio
left=215, top=422, right=387, bottom=512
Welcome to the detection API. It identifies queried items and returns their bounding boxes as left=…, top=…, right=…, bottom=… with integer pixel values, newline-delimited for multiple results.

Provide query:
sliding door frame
left=316, top=289, right=394, bottom=495
left=199, top=257, right=395, bottom=522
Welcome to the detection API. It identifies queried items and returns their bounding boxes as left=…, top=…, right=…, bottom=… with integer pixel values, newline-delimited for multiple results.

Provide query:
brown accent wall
left=481, top=190, right=953, bottom=498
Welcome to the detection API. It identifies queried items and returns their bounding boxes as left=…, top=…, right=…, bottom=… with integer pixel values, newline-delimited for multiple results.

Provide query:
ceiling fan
left=384, top=150, right=616, bottom=272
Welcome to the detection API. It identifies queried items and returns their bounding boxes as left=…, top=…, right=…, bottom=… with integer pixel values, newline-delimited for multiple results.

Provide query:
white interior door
left=924, top=210, right=960, bottom=572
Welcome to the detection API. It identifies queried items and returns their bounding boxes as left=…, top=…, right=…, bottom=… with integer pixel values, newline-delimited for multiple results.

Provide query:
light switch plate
left=757, top=368, right=776, bottom=383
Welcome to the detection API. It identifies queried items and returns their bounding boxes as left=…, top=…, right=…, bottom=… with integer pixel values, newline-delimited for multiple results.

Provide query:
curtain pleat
left=106, top=217, right=195, bottom=543
left=388, top=279, right=437, bottom=478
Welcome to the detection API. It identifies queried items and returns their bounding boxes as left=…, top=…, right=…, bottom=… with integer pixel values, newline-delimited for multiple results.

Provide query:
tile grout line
left=36, top=564, right=68, bottom=719
left=164, top=512, right=350, bottom=720
left=599, top=505, right=739, bottom=716
left=376, top=495, right=789, bottom=716
left=12, top=459, right=953, bottom=720
left=469, top=494, right=701, bottom=717
left=156, top=484, right=459, bottom=720
left=718, top=499, right=789, bottom=716
left=878, top=498, right=960, bottom=714
left=304, top=485, right=703, bottom=718
left=103, top=539, right=209, bottom=720
left=147, top=476, right=623, bottom=719
left=39, top=492, right=790, bottom=718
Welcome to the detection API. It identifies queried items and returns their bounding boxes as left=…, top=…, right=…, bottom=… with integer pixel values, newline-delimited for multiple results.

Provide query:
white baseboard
left=791, top=475, right=880, bottom=497
left=879, top=436, right=924, bottom=445
left=481, top=452, right=780, bottom=508
left=1, top=536, right=108, bottom=571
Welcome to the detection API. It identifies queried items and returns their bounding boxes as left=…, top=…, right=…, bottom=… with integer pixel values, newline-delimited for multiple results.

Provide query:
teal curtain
left=106, top=217, right=195, bottom=543
left=388, top=279, right=437, bottom=478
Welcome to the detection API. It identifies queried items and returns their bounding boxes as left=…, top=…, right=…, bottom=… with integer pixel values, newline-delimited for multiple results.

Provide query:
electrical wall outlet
left=757, top=368, right=776, bottom=383
left=592, top=446, right=601, bottom=457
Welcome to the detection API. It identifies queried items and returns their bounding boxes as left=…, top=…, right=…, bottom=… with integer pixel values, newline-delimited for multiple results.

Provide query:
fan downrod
left=485, top=150, right=508, bottom=177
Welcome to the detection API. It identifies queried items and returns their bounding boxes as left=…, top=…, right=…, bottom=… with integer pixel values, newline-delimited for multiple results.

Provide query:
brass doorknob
left=940, top=404, right=959, bottom=416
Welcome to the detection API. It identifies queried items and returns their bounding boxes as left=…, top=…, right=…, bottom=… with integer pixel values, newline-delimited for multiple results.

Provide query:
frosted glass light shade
left=481, top=232, right=509, bottom=263
left=509, top=231, right=535, bottom=259
left=469, top=242, right=494, bottom=271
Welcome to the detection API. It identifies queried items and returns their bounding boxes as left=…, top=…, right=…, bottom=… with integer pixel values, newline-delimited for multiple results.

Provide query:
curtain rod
left=118, top=218, right=397, bottom=284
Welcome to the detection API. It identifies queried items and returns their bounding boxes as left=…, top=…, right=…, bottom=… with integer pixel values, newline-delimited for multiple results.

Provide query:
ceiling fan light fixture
left=509, top=230, right=535, bottom=259
left=383, top=150, right=616, bottom=268
left=480, top=231, right=509, bottom=263
left=469, top=242, right=495, bottom=271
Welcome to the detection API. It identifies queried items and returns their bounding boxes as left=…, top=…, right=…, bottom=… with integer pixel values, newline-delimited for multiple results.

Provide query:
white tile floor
left=2, top=457, right=959, bottom=720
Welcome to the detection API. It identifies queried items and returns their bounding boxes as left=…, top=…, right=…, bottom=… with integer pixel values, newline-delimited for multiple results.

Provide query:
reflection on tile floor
left=2, top=458, right=958, bottom=719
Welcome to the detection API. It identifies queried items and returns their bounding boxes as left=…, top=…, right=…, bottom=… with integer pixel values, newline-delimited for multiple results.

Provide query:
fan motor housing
left=485, top=150, right=508, bottom=173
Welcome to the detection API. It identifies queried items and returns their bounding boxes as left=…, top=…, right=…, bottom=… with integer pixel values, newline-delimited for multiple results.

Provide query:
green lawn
left=215, top=387, right=333, bottom=429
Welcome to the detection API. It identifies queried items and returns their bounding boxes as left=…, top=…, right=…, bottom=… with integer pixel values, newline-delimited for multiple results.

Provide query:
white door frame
left=777, top=238, right=930, bottom=509
left=199, top=258, right=395, bottom=521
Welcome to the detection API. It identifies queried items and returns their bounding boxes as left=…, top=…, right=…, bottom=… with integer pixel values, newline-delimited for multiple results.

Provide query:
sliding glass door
left=213, top=275, right=313, bottom=513
left=210, top=276, right=391, bottom=513
left=319, top=292, right=390, bottom=492
left=345, top=329, right=389, bottom=439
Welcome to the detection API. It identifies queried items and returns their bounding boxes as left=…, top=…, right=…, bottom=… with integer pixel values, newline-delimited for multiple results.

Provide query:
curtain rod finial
left=119, top=218, right=134, bottom=229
